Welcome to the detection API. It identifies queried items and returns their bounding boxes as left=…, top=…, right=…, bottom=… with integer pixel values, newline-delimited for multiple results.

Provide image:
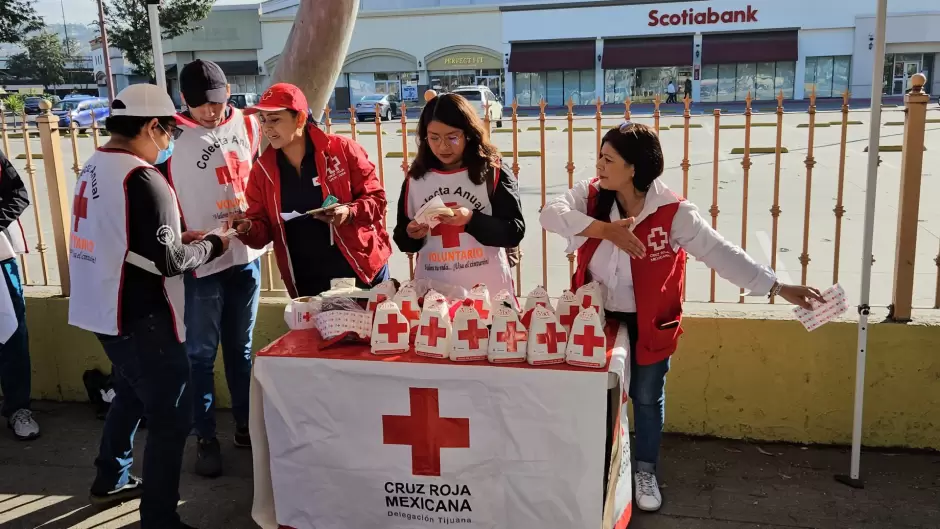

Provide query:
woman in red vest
left=540, top=122, right=823, bottom=513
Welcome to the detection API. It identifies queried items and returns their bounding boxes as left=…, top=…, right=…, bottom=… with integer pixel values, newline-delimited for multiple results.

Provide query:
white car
left=452, top=86, right=503, bottom=128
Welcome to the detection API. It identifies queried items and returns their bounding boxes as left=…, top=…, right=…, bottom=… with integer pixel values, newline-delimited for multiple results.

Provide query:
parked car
left=54, top=97, right=110, bottom=133
left=24, top=95, right=63, bottom=115
left=355, top=94, right=401, bottom=122
left=229, top=93, right=260, bottom=109
left=452, top=86, right=503, bottom=128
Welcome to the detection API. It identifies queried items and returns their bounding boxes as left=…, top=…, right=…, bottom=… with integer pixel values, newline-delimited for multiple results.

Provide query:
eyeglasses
left=160, top=124, right=183, bottom=140
left=426, top=132, right=464, bottom=147
left=619, top=120, right=638, bottom=138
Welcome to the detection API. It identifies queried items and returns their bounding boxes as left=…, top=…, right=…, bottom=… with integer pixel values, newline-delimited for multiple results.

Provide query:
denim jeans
left=0, top=258, right=30, bottom=418
left=184, top=259, right=261, bottom=440
left=93, top=311, right=192, bottom=529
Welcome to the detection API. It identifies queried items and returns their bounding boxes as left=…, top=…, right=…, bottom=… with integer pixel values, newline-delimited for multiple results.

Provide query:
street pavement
left=4, top=104, right=940, bottom=310
left=0, top=402, right=937, bottom=528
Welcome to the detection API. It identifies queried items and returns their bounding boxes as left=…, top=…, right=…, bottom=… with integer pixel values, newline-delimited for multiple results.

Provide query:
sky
left=34, top=0, right=263, bottom=25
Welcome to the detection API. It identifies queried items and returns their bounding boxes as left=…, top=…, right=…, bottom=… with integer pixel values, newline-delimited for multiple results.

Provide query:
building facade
left=259, top=0, right=940, bottom=107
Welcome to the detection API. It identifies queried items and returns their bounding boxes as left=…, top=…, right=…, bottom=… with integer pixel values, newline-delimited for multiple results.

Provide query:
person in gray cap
left=70, top=83, right=229, bottom=529
left=157, top=59, right=264, bottom=478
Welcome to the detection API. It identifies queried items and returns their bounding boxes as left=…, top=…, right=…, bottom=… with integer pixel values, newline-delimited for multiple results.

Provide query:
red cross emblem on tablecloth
left=421, top=316, right=447, bottom=347
left=559, top=304, right=580, bottom=329
left=457, top=319, right=487, bottom=349
left=368, top=294, right=387, bottom=313
left=400, top=300, right=420, bottom=323
left=496, top=321, right=527, bottom=352
left=430, top=202, right=463, bottom=249
left=536, top=322, right=567, bottom=353
left=573, top=324, right=605, bottom=357
left=378, top=313, right=408, bottom=343
left=216, top=151, right=250, bottom=195
left=382, top=387, right=470, bottom=477
left=73, top=180, right=89, bottom=231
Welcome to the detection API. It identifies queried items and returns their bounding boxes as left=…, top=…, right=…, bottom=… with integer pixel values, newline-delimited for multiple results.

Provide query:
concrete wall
left=17, top=295, right=940, bottom=450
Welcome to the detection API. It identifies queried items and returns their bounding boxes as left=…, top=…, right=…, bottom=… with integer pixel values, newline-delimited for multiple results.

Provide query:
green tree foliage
left=6, top=32, right=67, bottom=90
left=0, top=0, right=44, bottom=45
left=104, top=0, right=215, bottom=78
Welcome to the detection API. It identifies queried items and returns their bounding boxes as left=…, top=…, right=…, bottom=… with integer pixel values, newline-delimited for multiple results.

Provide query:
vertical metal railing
left=653, top=95, right=661, bottom=135
left=511, top=100, right=522, bottom=297
left=538, top=98, right=548, bottom=290
left=566, top=98, right=576, bottom=278
left=624, top=97, right=632, bottom=121
left=21, top=113, right=48, bottom=285
left=833, top=91, right=850, bottom=285
left=595, top=98, right=602, bottom=154
left=739, top=93, right=753, bottom=302
left=709, top=109, right=721, bottom=302
left=324, top=106, right=332, bottom=134
left=799, top=88, right=817, bottom=285
left=349, top=106, right=357, bottom=141
left=770, top=91, right=785, bottom=303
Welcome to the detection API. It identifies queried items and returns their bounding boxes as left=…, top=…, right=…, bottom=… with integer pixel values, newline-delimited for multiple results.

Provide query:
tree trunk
left=271, top=0, right=359, bottom=123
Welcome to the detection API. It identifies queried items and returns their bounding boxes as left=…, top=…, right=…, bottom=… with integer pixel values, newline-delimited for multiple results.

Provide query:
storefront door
left=476, top=76, right=502, bottom=98
left=891, top=59, right=922, bottom=94
left=374, top=80, right=402, bottom=98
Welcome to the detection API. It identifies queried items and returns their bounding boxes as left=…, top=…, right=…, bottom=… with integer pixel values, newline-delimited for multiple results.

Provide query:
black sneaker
left=195, top=437, right=222, bottom=478
left=234, top=426, right=251, bottom=449
left=89, top=475, right=143, bottom=509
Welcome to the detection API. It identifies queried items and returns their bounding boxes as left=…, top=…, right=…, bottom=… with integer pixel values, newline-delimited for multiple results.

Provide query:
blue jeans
left=630, top=353, right=670, bottom=474
left=184, top=259, right=260, bottom=439
left=0, top=258, right=30, bottom=418
left=93, top=311, right=192, bottom=529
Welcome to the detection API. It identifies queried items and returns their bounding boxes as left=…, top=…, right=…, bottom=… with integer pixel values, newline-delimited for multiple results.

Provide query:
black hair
left=592, top=123, right=664, bottom=222
left=104, top=115, right=176, bottom=139
left=408, top=93, right=500, bottom=186
left=286, top=108, right=317, bottom=125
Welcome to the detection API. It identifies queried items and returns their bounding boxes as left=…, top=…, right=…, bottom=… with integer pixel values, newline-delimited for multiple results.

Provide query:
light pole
left=95, top=0, right=115, bottom=102
left=147, top=0, right=167, bottom=90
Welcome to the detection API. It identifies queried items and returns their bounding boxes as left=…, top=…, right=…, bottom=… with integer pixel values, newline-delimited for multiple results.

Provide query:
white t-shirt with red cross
left=167, top=108, right=266, bottom=277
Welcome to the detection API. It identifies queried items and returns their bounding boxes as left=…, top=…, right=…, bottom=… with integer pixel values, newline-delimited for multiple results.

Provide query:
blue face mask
left=151, top=124, right=175, bottom=165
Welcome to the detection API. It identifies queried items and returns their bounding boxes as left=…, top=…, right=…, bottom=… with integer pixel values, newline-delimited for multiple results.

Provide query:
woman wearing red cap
left=236, top=83, right=391, bottom=297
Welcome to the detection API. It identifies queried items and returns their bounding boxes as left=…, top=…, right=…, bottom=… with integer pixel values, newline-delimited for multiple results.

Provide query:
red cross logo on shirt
left=73, top=181, right=89, bottom=231
left=573, top=325, right=605, bottom=357
left=216, top=151, right=250, bottom=195
left=383, top=387, right=470, bottom=477
left=430, top=202, right=464, bottom=249
left=457, top=319, right=488, bottom=350
left=378, top=313, right=408, bottom=343
left=421, top=316, right=447, bottom=347
left=559, top=304, right=580, bottom=329
left=496, top=321, right=527, bottom=353
left=536, top=323, right=567, bottom=354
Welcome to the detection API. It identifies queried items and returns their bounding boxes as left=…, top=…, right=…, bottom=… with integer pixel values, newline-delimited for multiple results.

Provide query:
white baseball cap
left=111, top=83, right=177, bottom=117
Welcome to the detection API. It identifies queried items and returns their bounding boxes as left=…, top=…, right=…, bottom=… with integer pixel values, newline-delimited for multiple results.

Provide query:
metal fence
left=1, top=86, right=936, bottom=319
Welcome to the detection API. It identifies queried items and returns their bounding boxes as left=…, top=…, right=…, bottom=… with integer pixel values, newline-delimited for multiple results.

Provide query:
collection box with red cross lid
left=487, top=305, right=528, bottom=363
left=450, top=299, right=489, bottom=362
left=565, top=307, right=608, bottom=369
left=414, top=298, right=452, bottom=359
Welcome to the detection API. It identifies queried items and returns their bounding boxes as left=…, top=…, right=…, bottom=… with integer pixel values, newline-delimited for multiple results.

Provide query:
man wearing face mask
left=68, top=83, right=229, bottom=529
left=157, top=60, right=265, bottom=478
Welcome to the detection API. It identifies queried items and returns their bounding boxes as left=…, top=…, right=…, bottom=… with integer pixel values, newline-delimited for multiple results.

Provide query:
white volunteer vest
left=68, top=149, right=186, bottom=340
left=169, top=108, right=265, bottom=277
left=407, top=168, right=513, bottom=296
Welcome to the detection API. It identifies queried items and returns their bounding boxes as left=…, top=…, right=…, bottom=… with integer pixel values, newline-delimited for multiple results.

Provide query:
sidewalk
left=1, top=401, right=937, bottom=528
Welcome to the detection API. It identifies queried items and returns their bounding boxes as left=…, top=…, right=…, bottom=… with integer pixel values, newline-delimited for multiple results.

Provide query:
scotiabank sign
left=648, top=5, right=759, bottom=27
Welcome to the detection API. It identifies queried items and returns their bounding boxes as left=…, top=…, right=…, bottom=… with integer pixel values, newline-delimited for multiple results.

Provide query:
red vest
left=572, top=180, right=686, bottom=366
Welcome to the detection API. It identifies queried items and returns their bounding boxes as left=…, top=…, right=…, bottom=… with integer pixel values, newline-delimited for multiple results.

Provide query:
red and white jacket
left=540, top=178, right=775, bottom=365
left=240, top=123, right=392, bottom=298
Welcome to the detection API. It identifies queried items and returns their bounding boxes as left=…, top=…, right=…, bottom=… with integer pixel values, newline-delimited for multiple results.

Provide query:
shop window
left=700, top=61, right=796, bottom=102
left=547, top=71, right=564, bottom=106
left=775, top=61, right=796, bottom=99
left=604, top=69, right=635, bottom=104
left=735, top=63, right=756, bottom=101
left=756, top=62, right=776, bottom=100
left=804, top=56, right=850, bottom=98
left=700, top=65, right=718, bottom=102
left=717, top=64, right=736, bottom=102
left=517, top=70, right=593, bottom=106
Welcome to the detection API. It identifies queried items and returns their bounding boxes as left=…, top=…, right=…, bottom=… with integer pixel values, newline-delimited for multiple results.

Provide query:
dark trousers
left=0, top=258, right=30, bottom=418
left=93, top=311, right=193, bottom=529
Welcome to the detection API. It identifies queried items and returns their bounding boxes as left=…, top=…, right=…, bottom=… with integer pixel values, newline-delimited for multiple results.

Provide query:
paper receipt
left=206, top=227, right=237, bottom=239
left=793, top=283, right=849, bottom=332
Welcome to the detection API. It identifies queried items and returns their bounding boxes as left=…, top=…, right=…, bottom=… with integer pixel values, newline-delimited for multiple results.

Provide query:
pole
left=147, top=0, right=167, bottom=90
left=836, top=0, right=887, bottom=490
left=96, top=0, right=115, bottom=102
left=60, top=0, right=71, bottom=89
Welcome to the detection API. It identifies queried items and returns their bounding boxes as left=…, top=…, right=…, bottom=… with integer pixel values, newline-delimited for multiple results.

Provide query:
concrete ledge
left=19, top=295, right=940, bottom=450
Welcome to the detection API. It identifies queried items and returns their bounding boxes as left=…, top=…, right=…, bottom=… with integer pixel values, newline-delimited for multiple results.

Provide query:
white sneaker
left=8, top=409, right=40, bottom=440
left=634, top=471, right=662, bottom=512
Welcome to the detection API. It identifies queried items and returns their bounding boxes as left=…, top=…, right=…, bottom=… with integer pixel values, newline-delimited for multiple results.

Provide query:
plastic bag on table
left=314, top=297, right=372, bottom=348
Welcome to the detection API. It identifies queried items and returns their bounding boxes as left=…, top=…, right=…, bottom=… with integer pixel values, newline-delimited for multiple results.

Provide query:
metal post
left=836, top=0, right=887, bottom=490
left=147, top=1, right=166, bottom=90
left=97, top=0, right=115, bottom=102
left=888, top=73, right=929, bottom=322
left=35, top=102, right=70, bottom=294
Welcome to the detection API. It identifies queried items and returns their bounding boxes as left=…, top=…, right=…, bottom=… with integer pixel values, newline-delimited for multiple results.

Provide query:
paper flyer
left=793, top=283, right=849, bottom=332
left=414, top=196, right=448, bottom=228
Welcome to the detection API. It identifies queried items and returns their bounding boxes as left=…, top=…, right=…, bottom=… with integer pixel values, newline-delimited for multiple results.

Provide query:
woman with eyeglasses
left=392, top=92, right=524, bottom=299
left=540, top=122, right=824, bottom=513
left=68, top=84, right=229, bottom=529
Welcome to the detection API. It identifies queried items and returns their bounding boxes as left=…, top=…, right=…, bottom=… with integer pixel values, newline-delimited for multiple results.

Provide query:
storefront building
left=502, top=0, right=940, bottom=106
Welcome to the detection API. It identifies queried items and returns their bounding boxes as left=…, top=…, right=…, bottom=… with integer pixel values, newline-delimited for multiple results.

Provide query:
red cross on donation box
left=496, top=321, right=527, bottom=352
left=573, top=325, right=605, bottom=357
left=536, top=323, right=567, bottom=353
left=382, top=387, right=470, bottom=476
left=378, top=313, right=408, bottom=343
left=216, top=151, right=250, bottom=195
left=457, top=319, right=488, bottom=349
left=73, top=181, right=89, bottom=231
left=421, top=316, right=447, bottom=347
left=430, top=202, right=464, bottom=249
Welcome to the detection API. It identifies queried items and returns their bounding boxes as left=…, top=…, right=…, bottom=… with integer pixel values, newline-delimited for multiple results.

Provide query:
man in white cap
left=68, top=83, right=229, bottom=529
left=157, top=59, right=264, bottom=478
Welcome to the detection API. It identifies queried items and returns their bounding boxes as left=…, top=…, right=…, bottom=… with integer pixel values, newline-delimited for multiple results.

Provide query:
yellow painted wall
left=17, top=295, right=940, bottom=450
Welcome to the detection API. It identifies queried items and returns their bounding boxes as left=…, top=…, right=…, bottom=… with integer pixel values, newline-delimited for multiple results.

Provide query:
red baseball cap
left=244, top=82, right=308, bottom=115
